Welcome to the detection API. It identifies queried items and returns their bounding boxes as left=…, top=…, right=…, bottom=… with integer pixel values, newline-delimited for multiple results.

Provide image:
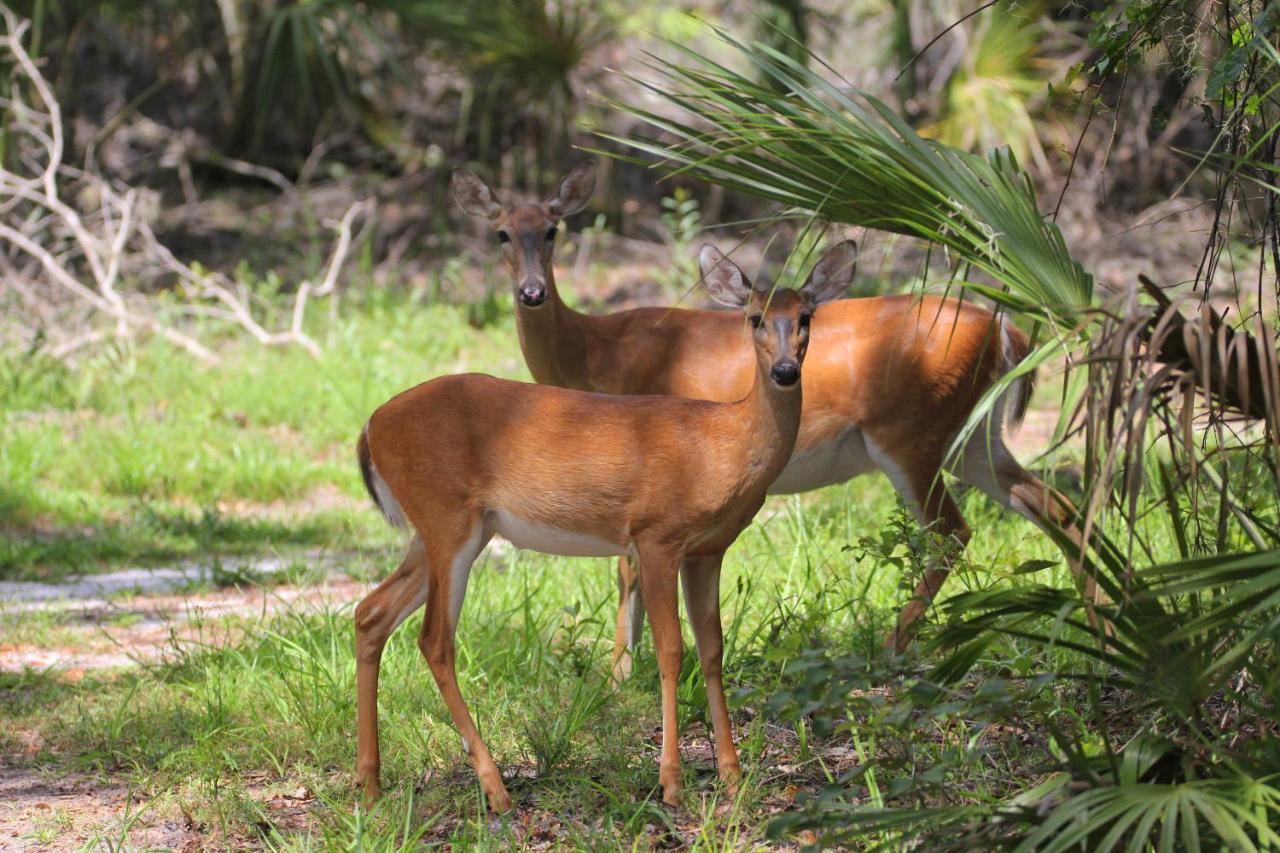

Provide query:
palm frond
left=1017, top=778, right=1280, bottom=853
left=604, top=27, right=1093, bottom=325
left=1141, top=549, right=1280, bottom=671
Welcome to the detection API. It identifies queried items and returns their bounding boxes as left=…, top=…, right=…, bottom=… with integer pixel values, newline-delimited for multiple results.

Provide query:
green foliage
left=927, top=3, right=1050, bottom=170
left=1021, top=778, right=1280, bottom=852
left=608, top=28, right=1093, bottom=325
left=743, top=527, right=1280, bottom=848
left=659, top=187, right=702, bottom=248
left=392, top=0, right=614, bottom=171
left=1084, top=0, right=1190, bottom=79
left=654, top=187, right=701, bottom=296
left=1082, top=0, right=1280, bottom=118
left=233, top=0, right=383, bottom=155
left=394, top=0, right=608, bottom=97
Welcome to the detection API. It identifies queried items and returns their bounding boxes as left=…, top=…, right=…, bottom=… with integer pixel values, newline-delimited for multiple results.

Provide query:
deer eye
left=749, top=314, right=763, bottom=329
left=799, top=313, right=811, bottom=328
left=545, top=227, right=558, bottom=241
left=497, top=230, right=511, bottom=244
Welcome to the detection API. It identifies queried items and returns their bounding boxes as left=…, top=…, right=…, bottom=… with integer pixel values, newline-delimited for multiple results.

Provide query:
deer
left=452, top=162, right=1093, bottom=677
left=352, top=245, right=848, bottom=811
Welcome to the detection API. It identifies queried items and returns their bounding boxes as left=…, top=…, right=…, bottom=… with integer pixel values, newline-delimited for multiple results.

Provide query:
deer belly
left=769, top=428, right=877, bottom=494
left=488, top=508, right=626, bottom=558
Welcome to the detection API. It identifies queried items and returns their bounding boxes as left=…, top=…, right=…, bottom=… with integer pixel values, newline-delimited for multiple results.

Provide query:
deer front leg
left=416, top=525, right=511, bottom=812
left=635, top=539, right=684, bottom=806
left=611, top=554, right=646, bottom=681
left=680, top=553, right=740, bottom=793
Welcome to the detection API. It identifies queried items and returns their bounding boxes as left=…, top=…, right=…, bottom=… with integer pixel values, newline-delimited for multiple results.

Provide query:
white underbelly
left=487, top=508, right=626, bottom=558
left=769, top=428, right=878, bottom=494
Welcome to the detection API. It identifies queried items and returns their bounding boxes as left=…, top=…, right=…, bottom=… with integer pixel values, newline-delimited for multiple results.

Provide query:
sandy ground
left=0, top=553, right=369, bottom=850
left=0, top=763, right=198, bottom=851
left=1, top=565, right=364, bottom=674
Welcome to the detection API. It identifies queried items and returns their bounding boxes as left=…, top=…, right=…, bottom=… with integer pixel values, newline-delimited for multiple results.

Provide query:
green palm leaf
left=1141, top=549, right=1280, bottom=671
left=1017, top=778, right=1280, bottom=853
left=604, top=27, right=1093, bottom=324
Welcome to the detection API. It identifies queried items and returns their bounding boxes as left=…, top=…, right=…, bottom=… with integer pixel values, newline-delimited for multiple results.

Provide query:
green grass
left=0, top=283, right=1195, bottom=847
left=0, top=293, right=523, bottom=580
left=1, top=476, right=1082, bottom=848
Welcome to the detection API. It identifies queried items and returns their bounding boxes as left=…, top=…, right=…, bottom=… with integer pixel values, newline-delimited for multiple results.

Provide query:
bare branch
left=0, top=5, right=371, bottom=364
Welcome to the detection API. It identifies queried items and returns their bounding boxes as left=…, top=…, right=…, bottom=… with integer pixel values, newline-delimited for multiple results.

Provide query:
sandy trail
left=0, top=554, right=371, bottom=850
left=0, top=552, right=368, bottom=675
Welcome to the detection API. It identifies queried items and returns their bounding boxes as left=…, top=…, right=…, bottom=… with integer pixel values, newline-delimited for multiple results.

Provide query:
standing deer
left=353, top=246, right=847, bottom=810
left=453, top=162, right=1089, bottom=674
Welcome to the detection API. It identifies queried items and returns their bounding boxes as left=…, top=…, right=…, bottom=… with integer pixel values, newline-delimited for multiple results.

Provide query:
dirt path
left=0, top=557, right=371, bottom=850
left=0, top=551, right=368, bottom=675
left=0, top=763, right=202, bottom=851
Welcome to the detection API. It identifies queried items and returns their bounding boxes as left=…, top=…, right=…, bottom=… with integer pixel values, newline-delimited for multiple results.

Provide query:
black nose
left=518, top=284, right=547, bottom=307
left=771, top=361, right=800, bottom=387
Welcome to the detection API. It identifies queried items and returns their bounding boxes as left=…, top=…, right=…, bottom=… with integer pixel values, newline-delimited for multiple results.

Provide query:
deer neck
left=513, top=266, right=589, bottom=389
left=732, top=355, right=804, bottom=490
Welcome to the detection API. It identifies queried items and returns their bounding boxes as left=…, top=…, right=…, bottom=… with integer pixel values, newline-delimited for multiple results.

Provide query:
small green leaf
left=1013, top=559, right=1058, bottom=575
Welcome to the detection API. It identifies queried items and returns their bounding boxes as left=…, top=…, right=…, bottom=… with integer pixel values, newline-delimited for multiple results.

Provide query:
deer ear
left=700, top=245, right=751, bottom=309
left=801, top=240, right=857, bottom=306
left=547, top=161, right=595, bottom=217
left=452, top=168, right=501, bottom=220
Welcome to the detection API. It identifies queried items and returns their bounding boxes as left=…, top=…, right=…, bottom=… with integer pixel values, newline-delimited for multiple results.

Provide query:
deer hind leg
left=957, top=439, right=1106, bottom=621
left=412, top=518, right=511, bottom=811
left=680, top=553, right=740, bottom=793
left=611, top=555, right=646, bottom=681
left=354, top=535, right=431, bottom=801
left=633, top=538, right=685, bottom=806
left=869, top=440, right=971, bottom=653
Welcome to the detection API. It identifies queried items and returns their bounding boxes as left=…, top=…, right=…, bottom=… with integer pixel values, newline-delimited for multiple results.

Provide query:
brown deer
left=353, top=246, right=848, bottom=810
left=453, top=162, right=1088, bottom=675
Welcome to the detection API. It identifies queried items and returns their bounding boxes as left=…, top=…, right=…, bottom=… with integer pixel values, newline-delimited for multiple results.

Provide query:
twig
left=310, top=200, right=373, bottom=297
left=893, top=0, right=1000, bottom=83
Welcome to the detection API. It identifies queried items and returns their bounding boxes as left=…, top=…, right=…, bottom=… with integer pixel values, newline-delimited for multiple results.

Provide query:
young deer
left=353, top=247, right=847, bottom=810
left=453, top=163, right=1089, bottom=673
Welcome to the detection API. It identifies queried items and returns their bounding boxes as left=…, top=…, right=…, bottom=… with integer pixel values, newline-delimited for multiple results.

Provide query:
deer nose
left=770, top=360, right=800, bottom=387
left=518, top=282, right=547, bottom=307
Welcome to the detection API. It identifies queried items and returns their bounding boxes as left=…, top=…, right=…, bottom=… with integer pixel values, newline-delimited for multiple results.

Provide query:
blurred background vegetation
left=0, top=0, right=1230, bottom=293
left=4, top=0, right=1280, bottom=849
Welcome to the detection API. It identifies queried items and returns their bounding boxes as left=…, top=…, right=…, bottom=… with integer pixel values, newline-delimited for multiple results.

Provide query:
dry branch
left=0, top=5, right=371, bottom=363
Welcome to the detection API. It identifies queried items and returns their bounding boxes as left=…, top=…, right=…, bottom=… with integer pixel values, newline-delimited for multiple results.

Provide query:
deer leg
left=634, top=538, right=685, bottom=806
left=414, top=521, right=510, bottom=811
left=958, top=441, right=1108, bottom=630
left=354, top=535, right=430, bottom=801
left=869, top=442, right=971, bottom=653
left=611, top=554, right=646, bottom=681
left=680, top=553, right=740, bottom=793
